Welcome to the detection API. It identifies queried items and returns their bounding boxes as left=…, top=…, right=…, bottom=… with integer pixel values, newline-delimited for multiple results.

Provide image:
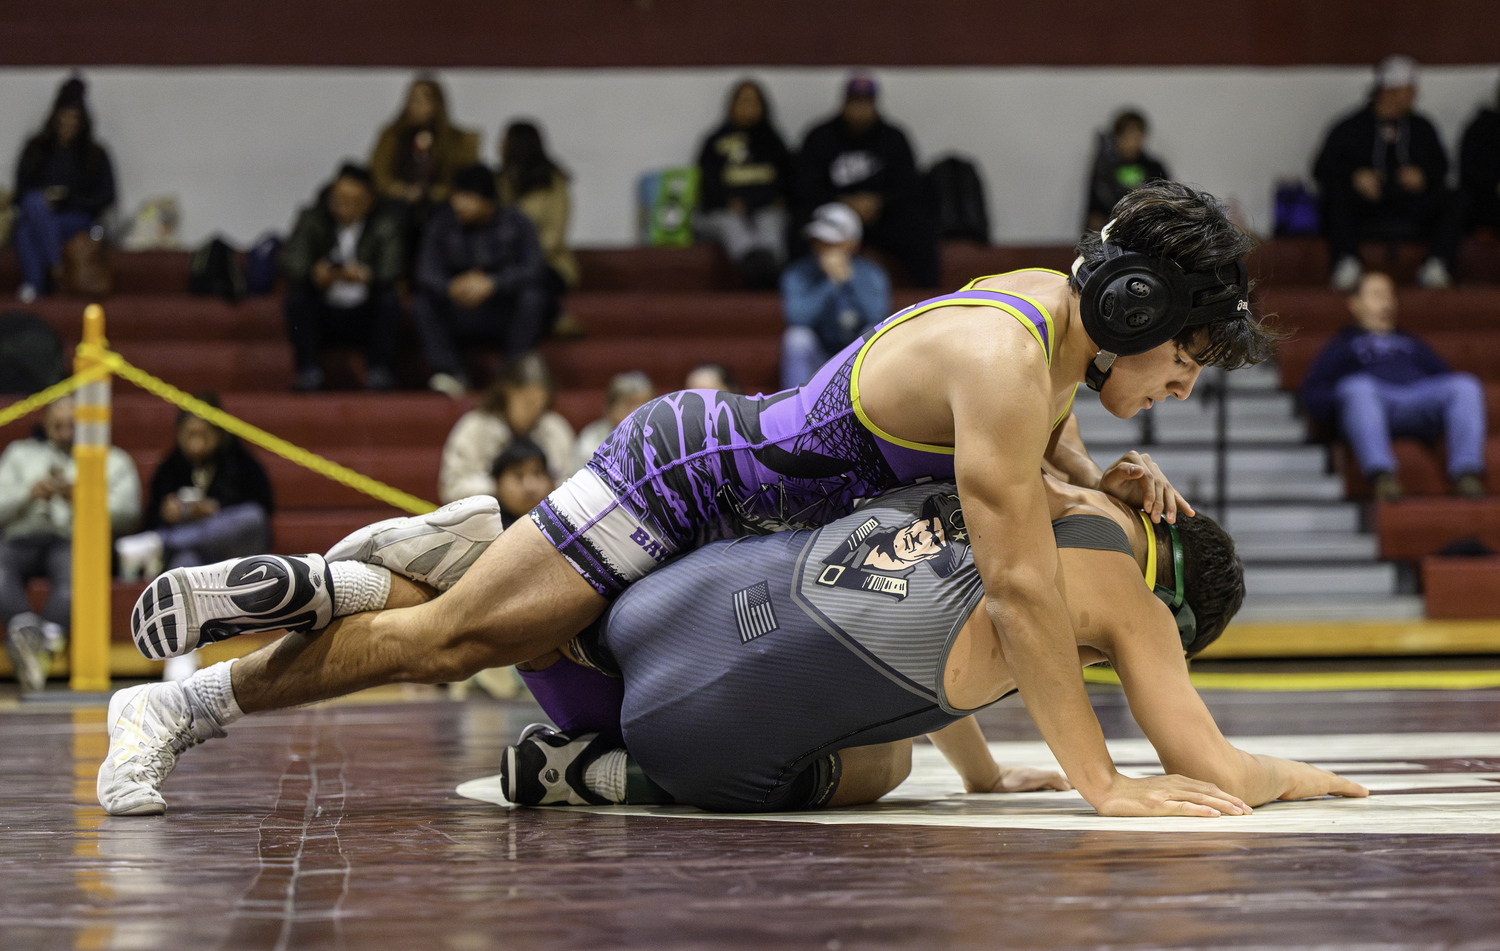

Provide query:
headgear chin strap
left=1074, top=218, right=1251, bottom=393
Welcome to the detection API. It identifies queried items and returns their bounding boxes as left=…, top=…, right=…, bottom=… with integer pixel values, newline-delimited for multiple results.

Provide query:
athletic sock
left=583, top=748, right=628, bottom=803
left=180, top=658, right=245, bottom=732
left=328, top=561, right=393, bottom=617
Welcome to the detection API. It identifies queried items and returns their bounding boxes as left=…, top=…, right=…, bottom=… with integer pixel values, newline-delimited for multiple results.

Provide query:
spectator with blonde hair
left=438, top=352, right=577, bottom=503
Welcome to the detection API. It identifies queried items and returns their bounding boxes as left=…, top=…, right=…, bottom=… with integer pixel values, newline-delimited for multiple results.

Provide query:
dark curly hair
left=1151, top=509, right=1245, bottom=658
left=1069, top=181, right=1285, bottom=370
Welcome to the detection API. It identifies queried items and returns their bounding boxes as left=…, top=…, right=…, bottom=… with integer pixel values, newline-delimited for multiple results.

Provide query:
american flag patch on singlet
left=733, top=581, right=778, bottom=643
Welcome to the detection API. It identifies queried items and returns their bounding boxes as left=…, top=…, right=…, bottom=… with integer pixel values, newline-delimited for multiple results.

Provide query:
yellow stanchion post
left=70, top=305, right=111, bottom=693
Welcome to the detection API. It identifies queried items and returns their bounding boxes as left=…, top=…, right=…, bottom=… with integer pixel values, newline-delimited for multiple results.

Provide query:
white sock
left=181, top=658, right=245, bottom=730
left=329, top=561, right=393, bottom=617
left=583, top=748, right=628, bottom=803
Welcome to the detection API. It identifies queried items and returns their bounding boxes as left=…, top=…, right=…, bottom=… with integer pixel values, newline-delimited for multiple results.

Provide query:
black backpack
left=925, top=156, right=991, bottom=244
left=189, top=236, right=246, bottom=302
left=0, top=311, right=66, bottom=394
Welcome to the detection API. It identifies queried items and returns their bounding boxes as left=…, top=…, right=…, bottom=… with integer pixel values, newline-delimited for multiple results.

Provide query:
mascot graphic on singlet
left=814, top=492, right=968, bottom=601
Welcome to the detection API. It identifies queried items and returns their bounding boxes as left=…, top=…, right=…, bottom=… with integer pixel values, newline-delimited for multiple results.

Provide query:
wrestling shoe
left=97, top=681, right=225, bottom=816
left=500, top=723, right=615, bottom=806
left=5, top=612, right=51, bottom=694
left=324, top=495, right=505, bottom=592
left=130, top=554, right=333, bottom=660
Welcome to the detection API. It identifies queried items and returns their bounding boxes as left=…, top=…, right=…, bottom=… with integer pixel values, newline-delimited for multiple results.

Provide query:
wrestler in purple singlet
left=531, top=272, right=1073, bottom=598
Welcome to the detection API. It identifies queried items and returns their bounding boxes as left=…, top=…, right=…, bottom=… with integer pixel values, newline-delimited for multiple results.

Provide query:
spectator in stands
left=1459, top=77, right=1500, bottom=235
left=370, top=75, right=479, bottom=263
left=497, top=120, right=578, bottom=335
left=796, top=74, right=940, bottom=288
left=491, top=437, right=556, bottom=528
left=0, top=397, right=139, bottom=692
left=414, top=164, right=548, bottom=396
left=780, top=202, right=891, bottom=388
left=1085, top=110, right=1171, bottom=233
left=116, top=393, right=273, bottom=578
left=281, top=164, right=404, bottom=392
left=11, top=76, right=117, bottom=304
left=575, top=371, right=654, bottom=464
left=438, top=352, right=576, bottom=503
left=696, top=80, right=794, bottom=290
left=1314, top=55, right=1463, bottom=292
left=685, top=363, right=739, bottom=393
left=1300, top=271, right=1487, bottom=500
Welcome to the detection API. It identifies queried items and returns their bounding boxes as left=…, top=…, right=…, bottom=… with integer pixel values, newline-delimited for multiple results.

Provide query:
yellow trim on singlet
left=1052, top=383, right=1079, bottom=431
left=1141, top=511, right=1157, bottom=584
left=850, top=272, right=1066, bottom=456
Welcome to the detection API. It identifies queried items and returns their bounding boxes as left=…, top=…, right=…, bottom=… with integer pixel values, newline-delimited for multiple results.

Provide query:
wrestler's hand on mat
left=1098, top=451, right=1194, bottom=524
left=969, top=765, right=1072, bottom=794
left=1089, top=773, right=1253, bottom=817
left=1276, top=760, right=1370, bottom=801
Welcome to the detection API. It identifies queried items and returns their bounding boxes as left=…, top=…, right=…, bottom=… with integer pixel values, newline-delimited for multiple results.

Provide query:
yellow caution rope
left=77, top=345, right=437, bottom=515
left=0, top=364, right=112, bottom=430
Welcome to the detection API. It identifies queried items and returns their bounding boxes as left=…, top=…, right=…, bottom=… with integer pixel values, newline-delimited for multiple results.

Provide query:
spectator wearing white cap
left=778, top=202, right=891, bottom=389
left=1313, top=54, right=1464, bottom=291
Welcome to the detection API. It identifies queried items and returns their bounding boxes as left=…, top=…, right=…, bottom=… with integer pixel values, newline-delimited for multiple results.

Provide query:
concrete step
left=1243, top=562, right=1398, bottom=598
left=1234, top=594, right=1425, bottom=622
left=1221, top=503, right=1361, bottom=534
left=1086, top=445, right=1327, bottom=477
left=1231, top=531, right=1379, bottom=562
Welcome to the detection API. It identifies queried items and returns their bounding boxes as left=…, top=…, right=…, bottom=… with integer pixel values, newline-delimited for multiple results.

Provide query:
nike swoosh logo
left=241, top=565, right=271, bottom=582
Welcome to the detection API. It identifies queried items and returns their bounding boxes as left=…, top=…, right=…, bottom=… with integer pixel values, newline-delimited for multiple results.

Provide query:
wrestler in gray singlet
left=586, top=482, right=1135, bottom=812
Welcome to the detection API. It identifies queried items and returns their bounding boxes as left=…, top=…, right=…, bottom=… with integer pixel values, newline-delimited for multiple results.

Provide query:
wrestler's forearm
left=986, top=594, right=1118, bottom=800
left=1043, top=415, right=1103, bottom=488
left=927, top=717, right=1002, bottom=792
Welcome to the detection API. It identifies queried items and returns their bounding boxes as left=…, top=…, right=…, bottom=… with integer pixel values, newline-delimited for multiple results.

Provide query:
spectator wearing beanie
left=413, top=163, right=548, bottom=397
left=796, top=74, right=940, bottom=288
left=11, top=75, right=117, bottom=303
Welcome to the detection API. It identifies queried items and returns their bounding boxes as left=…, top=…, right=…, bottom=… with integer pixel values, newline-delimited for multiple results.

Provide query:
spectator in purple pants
left=10, top=76, right=117, bottom=303
left=1300, top=271, right=1487, bottom=500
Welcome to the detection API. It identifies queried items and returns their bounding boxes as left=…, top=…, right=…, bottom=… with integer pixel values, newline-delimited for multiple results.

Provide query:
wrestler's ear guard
left=1075, top=219, right=1250, bottom=393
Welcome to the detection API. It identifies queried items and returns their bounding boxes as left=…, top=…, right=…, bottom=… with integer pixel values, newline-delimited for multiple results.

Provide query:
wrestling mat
left=457, top=733, right=1500, bottom=834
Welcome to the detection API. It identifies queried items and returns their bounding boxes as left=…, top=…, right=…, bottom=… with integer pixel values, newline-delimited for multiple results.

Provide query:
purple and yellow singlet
left=532, top=271, right=1076, bottom=595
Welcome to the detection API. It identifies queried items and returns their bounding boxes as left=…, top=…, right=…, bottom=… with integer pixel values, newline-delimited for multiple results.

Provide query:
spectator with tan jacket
left=497, top=120, right=578, bottom=333
left=438, top=353, right=577, bottom=503
left=370, top=76, right=479, bottom=272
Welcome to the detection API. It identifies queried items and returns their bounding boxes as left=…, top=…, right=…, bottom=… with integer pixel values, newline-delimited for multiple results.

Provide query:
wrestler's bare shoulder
left=969, top=269, right=1072, bottom=303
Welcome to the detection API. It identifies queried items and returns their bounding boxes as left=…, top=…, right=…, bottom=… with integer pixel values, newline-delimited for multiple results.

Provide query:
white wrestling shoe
left=130, top=554, right=333, bottom=660
left=97, top=681, right=225, bottom=816
left=324, top=495, right=505, bottom=592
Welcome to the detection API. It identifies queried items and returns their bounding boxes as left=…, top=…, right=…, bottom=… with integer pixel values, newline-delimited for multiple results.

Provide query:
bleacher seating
left=3, top=229, right=1500, bottom=634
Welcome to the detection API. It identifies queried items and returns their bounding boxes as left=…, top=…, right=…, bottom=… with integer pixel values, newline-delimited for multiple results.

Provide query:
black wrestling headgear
left=1074, top=219, right=1250, bottom=392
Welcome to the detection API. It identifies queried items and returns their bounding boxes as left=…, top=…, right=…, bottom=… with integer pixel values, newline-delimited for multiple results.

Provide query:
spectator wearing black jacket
left=695, top=80, right=794, bottom=290
left=1314, top=55, right=1463, bottom=292
left=796, top=74, right=940, bottom=288
left=116, top=394, right=274, bottom=579
left=413, top=164, right=548, bottom=396
left=1299, top=272, right=1485, bottom=500
left=1085, top=110, right=1171, bottom=232
left=11, top=76, right=116, bottom=303
left=1459, top=78, right=1500, bottom=234
left=281, top=164, right=405, bottom=392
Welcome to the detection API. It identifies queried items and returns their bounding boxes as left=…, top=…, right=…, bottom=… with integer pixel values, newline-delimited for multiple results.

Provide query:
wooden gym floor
left=2, top=668, right=1498, bottom=951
